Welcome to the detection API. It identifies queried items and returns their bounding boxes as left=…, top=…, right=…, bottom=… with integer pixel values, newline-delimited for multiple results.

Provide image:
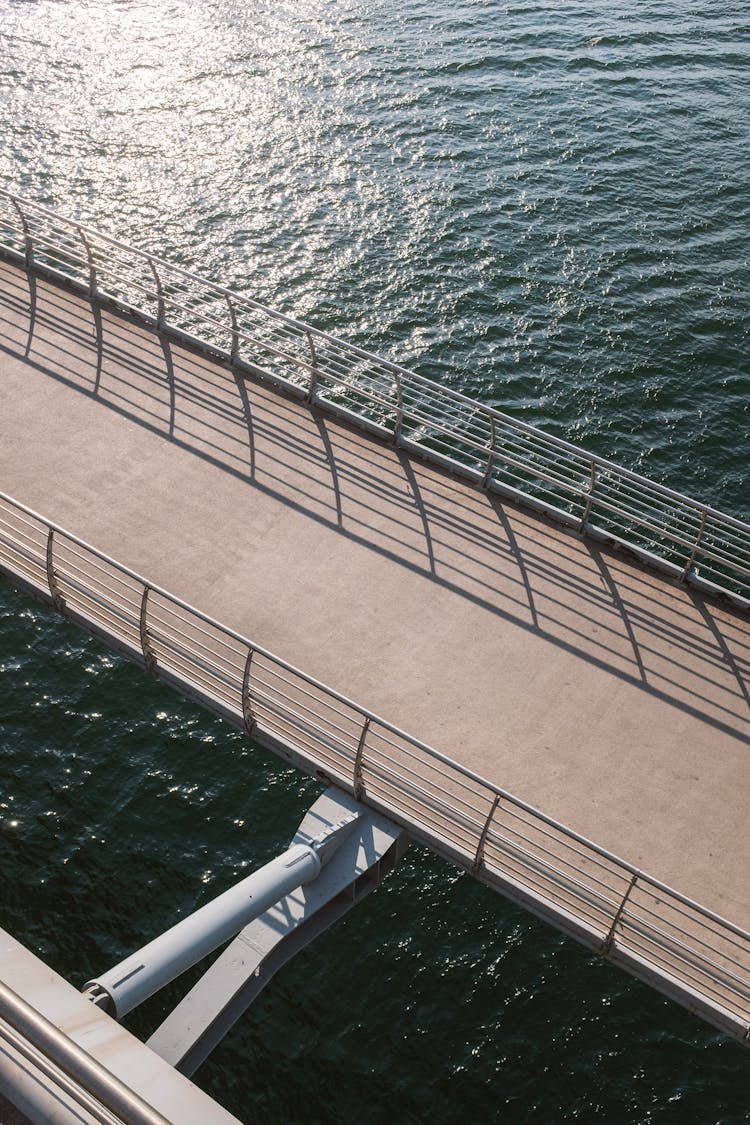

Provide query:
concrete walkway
left=1, top=258, right=749, bottom=928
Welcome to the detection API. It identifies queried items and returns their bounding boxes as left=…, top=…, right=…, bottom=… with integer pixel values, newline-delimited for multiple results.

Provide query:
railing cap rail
left=0, top=978, right=172, bottom=1125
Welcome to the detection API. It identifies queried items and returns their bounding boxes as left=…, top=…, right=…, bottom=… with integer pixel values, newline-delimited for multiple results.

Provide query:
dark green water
left=1, top=1, right=749, bottom=1120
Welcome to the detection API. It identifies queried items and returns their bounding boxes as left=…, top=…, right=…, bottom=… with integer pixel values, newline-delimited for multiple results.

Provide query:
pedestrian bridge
left=1, top=192, right=749, bottom=1045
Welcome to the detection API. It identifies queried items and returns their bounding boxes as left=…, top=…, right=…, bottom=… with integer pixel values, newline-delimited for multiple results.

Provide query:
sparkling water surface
left=1, top=1, right=749, bottom=1121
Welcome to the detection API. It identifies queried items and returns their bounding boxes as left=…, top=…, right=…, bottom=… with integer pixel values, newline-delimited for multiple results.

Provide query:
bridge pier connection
left=83, top=788, right=407, bottom=1076
left=0, top=789, right=407, bottom=1124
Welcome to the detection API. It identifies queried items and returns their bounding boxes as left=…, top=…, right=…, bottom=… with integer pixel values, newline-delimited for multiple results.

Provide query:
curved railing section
left=0, top=188, right=748, bottom=607
left=1, top=489, right=749, bottom=1045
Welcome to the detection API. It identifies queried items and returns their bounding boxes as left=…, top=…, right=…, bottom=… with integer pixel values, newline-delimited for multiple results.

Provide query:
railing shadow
left=1, top=259, right=748, bottom=749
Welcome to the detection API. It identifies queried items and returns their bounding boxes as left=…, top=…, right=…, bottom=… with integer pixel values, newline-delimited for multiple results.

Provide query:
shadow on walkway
left=2, top=260, right=748, bottom=748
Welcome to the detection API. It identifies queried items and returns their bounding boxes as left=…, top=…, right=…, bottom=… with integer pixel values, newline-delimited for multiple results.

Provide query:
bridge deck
left=1, top=257, right=749, bottom=936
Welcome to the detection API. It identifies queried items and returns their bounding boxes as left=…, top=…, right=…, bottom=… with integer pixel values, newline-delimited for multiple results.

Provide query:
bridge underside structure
left=1, top=203, right=749, bottom=1048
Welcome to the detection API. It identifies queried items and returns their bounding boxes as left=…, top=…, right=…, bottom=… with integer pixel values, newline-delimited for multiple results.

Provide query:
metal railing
left=1, top=489, right=749, bottom=1045
left=0, top=188, right=748, bottom=607
left=0, top=980, right=171, bottom=1125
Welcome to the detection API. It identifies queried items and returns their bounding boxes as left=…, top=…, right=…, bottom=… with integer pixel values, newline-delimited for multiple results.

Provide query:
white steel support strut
left=85, top=813, right=359, bottom=1020
left=83, top=787, right=408, bottom=1075
left=147, top=787, right=408, bottom=1075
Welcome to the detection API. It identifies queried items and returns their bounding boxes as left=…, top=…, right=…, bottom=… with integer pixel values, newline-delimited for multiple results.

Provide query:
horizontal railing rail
left=0, top=979, right=171, bottom=1125
left=0, top=188, right=748, bottom=608
left=1, top=488, right=749, bottom=1044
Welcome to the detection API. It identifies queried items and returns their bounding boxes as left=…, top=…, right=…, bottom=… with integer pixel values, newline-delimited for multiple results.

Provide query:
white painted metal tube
left=86, top=844, right=321, bottom=1019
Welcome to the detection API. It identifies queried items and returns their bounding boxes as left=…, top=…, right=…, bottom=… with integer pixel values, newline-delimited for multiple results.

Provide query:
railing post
left=9, top=195, right=33, bottom=271
left=352, top=716, right=370, bottom=801
left=601, top=872, right=638, bottom=955
left=139, top=586, right=157, bottom=675
left=472, top=794, right=500, bottom=874
left=226, top=295, right=240, bottom=363
left=579, top=460, right=598, bottom=533
left=392, top=370, right=404, bottom=445
left=77, top=225, right=97, bottom=299
left=305, top=330, right=318, bottom=402
left=147, top=257, right=166, bottom=329
left=682, top=509, right=708, bottom=582
left=480, top=413, right=497, bottom=488
left=45, top=528, right=65, bottom=613
left=241, top=647, right=257, bottom=737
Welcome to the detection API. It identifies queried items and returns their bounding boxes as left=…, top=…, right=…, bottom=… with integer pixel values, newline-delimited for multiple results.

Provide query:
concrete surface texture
left=1, top=259, right=749, bottom=929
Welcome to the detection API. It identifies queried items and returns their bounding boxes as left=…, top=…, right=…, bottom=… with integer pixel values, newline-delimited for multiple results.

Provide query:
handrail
left=0, top=980, right=171, bottom=1125
left=1, top=489, right=749, bottom=1044
left=0, top=188, right=748, bottom=607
